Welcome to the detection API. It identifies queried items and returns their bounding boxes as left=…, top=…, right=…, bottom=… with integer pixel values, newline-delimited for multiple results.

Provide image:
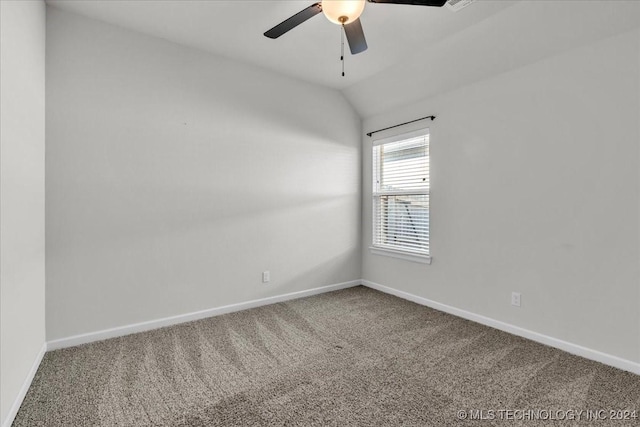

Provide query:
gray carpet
left=13, top=286, right=640, bottom=426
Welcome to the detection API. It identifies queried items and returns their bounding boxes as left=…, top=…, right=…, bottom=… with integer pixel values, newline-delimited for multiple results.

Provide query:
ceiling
left=46, top=0, right=640, bottom=117
left=345, top=0, right=640, bottom=117
left=45, top=0, right=515, bottom=90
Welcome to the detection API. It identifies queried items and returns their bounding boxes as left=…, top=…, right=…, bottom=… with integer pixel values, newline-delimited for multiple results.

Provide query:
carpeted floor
left=13, top=286, right=640, bottom=426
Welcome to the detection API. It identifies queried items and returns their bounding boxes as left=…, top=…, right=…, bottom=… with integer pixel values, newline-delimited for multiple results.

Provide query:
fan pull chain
left=340, top=25, right=345, bottom=77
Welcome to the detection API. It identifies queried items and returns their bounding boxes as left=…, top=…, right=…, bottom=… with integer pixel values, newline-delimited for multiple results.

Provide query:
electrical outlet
left=262, top=271, right=270, bottom=283
left=511, top=292, right=521, bottom=307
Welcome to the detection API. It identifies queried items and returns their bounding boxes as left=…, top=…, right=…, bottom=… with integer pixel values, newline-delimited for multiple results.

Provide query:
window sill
left=369, top=247, right=432, bottom=264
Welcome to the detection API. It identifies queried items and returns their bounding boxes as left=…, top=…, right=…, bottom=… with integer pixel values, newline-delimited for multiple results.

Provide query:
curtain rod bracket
left=366, top=115, right=436, bottom=138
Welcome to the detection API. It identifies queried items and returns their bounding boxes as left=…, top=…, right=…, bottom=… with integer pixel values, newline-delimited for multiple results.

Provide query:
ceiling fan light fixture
left=321, top=0, right=366, bottom=25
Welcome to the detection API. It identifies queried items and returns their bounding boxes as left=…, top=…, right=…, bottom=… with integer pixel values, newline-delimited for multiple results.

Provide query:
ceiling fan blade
left=344, top=18, right=368, bottom=55
left=264, top=3, right=323, bottom=39
left=367, top=0, right=447, bottom=6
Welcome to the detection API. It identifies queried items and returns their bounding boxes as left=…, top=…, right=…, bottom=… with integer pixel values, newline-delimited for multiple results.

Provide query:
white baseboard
left=362, top=280, right=640, bottom=376
left=2, top=342, right=47, bottom=427
left=47, top=280, right=361, bottom=351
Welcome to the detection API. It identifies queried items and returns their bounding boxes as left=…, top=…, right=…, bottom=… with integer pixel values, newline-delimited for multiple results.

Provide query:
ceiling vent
left=446, top=0, right=476, bottom=12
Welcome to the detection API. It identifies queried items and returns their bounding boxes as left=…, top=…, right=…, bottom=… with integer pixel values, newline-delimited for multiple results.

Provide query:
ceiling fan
left=264, top=0, right=448, bottom=56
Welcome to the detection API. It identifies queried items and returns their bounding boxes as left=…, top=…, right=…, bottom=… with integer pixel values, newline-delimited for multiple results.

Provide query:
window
left=372, top=128, right=430, bottom=263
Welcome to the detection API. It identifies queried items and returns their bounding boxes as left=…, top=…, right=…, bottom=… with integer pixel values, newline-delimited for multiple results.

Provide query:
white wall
left=0, top=0, right=47, bottom=423
left=361, top=28, right=640, bottom=364
left=45, top=8, right=361, bottom=341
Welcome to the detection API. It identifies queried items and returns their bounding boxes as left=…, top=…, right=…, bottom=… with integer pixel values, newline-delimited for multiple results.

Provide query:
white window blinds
left=373, top=129, right=429, bottom=257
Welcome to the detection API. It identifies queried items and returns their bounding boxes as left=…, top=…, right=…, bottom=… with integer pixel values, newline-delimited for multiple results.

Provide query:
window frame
left=370, top=127, right=431, bottom=264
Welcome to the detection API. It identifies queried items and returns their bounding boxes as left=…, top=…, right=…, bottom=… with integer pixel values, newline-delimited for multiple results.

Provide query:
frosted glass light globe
left=321, top=0, right=366, bottom=25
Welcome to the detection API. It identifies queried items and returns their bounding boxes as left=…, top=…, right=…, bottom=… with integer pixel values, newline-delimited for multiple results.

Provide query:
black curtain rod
left=366, top=115, right=436, bottom=138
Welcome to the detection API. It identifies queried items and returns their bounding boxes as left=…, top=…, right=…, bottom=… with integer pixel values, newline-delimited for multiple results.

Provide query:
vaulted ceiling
left=46, top=0, right=640, bottom=117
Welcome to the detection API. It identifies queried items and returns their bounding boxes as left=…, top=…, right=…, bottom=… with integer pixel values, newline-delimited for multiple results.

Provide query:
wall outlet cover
left=511, top=292, right=521, bottom=307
